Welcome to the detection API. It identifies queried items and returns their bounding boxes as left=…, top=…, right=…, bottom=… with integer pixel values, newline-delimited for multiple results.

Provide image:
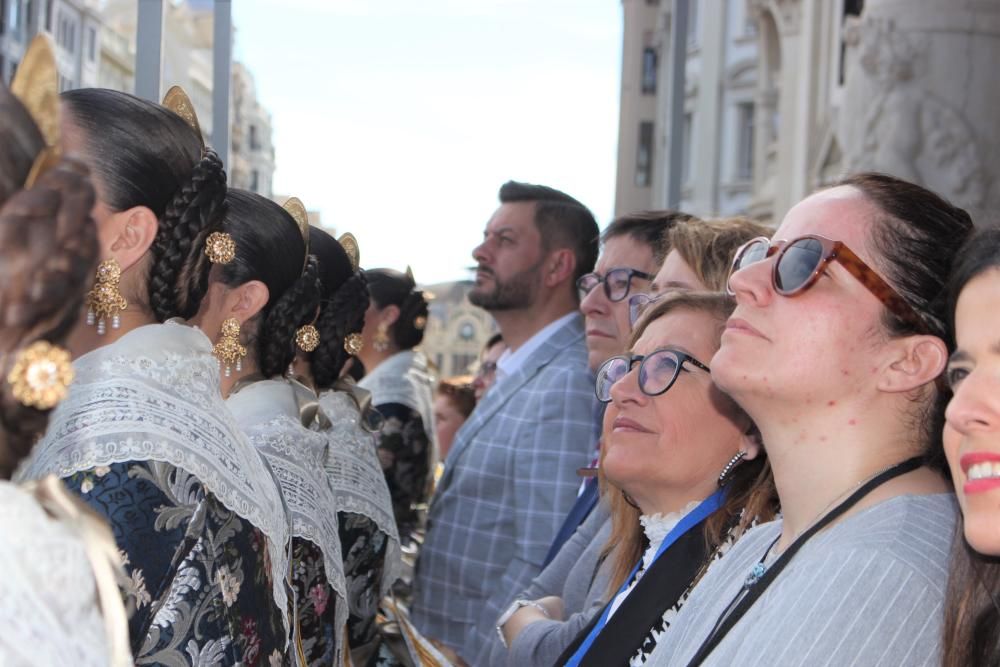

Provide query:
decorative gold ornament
left=213, top=318, right=247, bottom=378
left=85, top=259, right=128, bottom=335
left=11, top=35, right=61, bottom=188
left=373, top=322, right=390, bottom=353
left=343, top=333, right=363, bottom=356
left=7, top=341, right=74, bottom=410
left=204, top=231, right=236, bottom=265
left=295, top=324, right=320, bottom=353
left=161, top=86, right=204, bottom=145
left=413, top=315, right=427, bottom=331
left=338, top=233, right=360, bottom=272
left=282, top=197, right=311, bottom=272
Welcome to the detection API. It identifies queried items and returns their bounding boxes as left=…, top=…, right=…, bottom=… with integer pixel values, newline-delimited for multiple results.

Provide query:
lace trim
left=241, top=414, right=349, bottom=635
left=14, top=322, right=290, bottom=635
left=318, top=389, right=402, bottom=591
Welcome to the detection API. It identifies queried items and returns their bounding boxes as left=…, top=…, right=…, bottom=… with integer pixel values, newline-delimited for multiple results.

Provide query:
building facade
left=617, top=0, right=1000, bottom=226
left=419, top=281, right=497, bottom=380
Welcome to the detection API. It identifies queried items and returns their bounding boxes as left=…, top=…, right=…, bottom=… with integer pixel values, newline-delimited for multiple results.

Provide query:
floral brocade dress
left=227, top=378, right=349, bottom=667
left=319, top=387, right=402, bottom=666
left=16, top=322, right=291, bottom=666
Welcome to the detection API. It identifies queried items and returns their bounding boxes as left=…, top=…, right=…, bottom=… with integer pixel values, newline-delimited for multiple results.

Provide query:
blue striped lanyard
left=565, top=488, right=726, bottom=667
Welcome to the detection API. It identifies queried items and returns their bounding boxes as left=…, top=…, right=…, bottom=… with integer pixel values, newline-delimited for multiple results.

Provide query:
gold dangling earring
left=344, top=333, right=364, bottom=356
left=85, top=259, right=128, bottom=335
left=373, top=322, right=390, bottom=353
left=213, top=318, right=247, bottom=378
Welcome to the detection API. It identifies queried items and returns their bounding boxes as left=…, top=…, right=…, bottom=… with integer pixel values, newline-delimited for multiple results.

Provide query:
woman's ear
left=107, top=206, right=159, bottom=272
left=380, top=304, right=401, bottom=328
left=877, top=335, right=948, bottom=394
left=739, top=429, right=763, bottom=462
left=229, top=280, right=270, bottom=325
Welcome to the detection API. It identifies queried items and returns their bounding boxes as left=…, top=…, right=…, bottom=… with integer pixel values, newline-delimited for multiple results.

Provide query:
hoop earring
left=85, top=259, right=128, bottom=335
left=213, top=317, right=247, bottom=378
left=717, top=451, right=747, bottom=488
left=373, top=322, right=390, bottom=353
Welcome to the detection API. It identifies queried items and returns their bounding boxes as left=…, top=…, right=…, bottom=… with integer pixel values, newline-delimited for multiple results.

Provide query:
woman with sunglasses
left=941, top=227, right=1000, bottom=667
left=645, top=173, right=973, bottom=666
left=495, top=292, right=777, bottom=666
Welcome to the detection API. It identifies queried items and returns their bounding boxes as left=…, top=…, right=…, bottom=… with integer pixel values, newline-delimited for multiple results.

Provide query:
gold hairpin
left=205, top=231, right=236, bottom=265
left=338, top=233, right=360, bottom=272
left=162, top=86, right=204, bottom=146
left=343, top=333, right=363, bottom=355
left=7, top=341, right=74, bottom=410
left=11, top=35, right=61, bottom=188
left=413, top=316, right=427, bottom=331
left=295, top=324, right=320, bottom=353
left=282, top=197, right=310, bottom=272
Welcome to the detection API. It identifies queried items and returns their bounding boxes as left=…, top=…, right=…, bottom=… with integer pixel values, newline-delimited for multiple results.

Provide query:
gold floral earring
left=213, top=318, right=247, bottom=378
left=373, top=322, right=390, bottom=353
left=344, top=333, right=363, bottom=356
left=85, top=259, right=128, bottom=335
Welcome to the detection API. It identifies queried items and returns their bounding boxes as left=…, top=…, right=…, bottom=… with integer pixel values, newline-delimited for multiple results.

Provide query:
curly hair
left=0, top=159, right=98, bottom=478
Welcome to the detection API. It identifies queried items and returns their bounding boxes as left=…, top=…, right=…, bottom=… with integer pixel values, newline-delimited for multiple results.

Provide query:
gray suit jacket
left=410, top=313, right=598, bottom=661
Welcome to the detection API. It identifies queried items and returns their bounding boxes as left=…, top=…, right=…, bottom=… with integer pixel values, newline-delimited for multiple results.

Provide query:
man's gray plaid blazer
left=410, top=313, right=599, bottom=661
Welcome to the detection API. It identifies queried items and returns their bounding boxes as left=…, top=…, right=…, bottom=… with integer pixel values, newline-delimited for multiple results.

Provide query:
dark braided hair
left=308, top=226, right=371, bottom=389
left=61, top=88, right=227, bottom=321
left=0, top=158, right=98, bottom=478
left=367, top=268, right=429, bottom=350
left=213, top=190, right=321, bottom=379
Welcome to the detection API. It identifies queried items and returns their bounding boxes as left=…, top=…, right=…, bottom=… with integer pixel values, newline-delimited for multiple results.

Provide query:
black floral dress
left=66, top=460, right=289, bottom=666
left=340, top=512, right=389, bottom=666
left=291, top=540, right=339, bottom=665
left=374, top=403, right=431, bottom=544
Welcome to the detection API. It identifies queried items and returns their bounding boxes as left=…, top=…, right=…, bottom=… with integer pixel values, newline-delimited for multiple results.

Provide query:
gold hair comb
left=11, top=35, right=61, bottom=188
left=162, top=86, right=204, bottom=146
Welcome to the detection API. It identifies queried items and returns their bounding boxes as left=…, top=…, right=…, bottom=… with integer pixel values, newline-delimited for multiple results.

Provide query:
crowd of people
left=2, top=33, right=1000, bottom=667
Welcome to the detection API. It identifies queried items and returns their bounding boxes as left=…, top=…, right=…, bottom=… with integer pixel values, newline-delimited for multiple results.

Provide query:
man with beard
left=410, top=181, right=600, bottom=663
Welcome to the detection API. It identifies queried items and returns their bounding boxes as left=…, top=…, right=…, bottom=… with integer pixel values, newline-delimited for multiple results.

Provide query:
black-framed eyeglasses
left=577, top=267, right=655, bottom=303
left=595, top=347, right=711, bottom=403
left=476, top=361, right=498, bottom=378
left=628, top=293, right=666, bottom=328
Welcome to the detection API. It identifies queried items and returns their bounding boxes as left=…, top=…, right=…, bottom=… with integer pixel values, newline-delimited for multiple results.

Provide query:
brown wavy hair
left=0, top=158, right=99, bottom=478
left=601, top=291, right=779, bottom=594
left=667, top=216, right=772, bottom=292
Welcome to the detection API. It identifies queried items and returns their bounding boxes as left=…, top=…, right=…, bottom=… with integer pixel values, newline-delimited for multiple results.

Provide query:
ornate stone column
left=839, top=0, right=1000, bottom=224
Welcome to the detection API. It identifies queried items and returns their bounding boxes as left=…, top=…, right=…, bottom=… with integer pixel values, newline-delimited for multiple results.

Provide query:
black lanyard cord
left=685, top=455, right=924, bottom=667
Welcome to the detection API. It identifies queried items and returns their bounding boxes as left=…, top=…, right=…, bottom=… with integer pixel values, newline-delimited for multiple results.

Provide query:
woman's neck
left=753, top=394, right=938, bottom=551
left=358, top=346, right=399, bottom=374
left=65, top=307, right=156, bottom=358
left=634, top=478, right=716, bottom=519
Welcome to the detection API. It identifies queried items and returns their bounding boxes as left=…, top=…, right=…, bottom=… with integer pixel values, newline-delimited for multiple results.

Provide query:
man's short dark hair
left=498, top=180, right=599, bottom=282
left=600, top=210, right=697, bottom=265
left=484, top=332, right=503, bottom=351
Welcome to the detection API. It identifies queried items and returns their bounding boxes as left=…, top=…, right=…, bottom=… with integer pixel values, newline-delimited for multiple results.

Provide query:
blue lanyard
left=564, top=489, right=726, bottom=667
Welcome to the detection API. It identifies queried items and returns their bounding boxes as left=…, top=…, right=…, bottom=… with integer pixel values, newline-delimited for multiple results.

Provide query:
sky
left=232, top=0, right=623, bottom=285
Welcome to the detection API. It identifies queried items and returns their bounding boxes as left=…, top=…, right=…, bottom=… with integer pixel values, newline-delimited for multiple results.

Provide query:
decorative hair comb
left=338, top=233, right=360, bottom=272
left=282, top=197, right=310, bottom=271
left=162, top=86, right=204, bottom=146
left=11, top=34, right=61, bottom=188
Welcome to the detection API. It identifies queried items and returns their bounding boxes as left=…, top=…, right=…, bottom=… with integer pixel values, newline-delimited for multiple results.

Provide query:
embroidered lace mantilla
left=15, top=321, right=290, bottom=632
left=227, top=379, right=349, bottom=638
left=318, top=389, right=402, bottom=591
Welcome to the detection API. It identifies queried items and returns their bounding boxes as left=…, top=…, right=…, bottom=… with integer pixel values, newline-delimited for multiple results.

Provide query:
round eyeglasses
left=577, top=267, right=654, bottom=303
left=595, top=347, right=711, bottom=403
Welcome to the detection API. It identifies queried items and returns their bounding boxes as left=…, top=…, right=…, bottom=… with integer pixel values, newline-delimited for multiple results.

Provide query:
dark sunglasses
left=727, top=235, right=931, bottom=334
left=577, top=267, right=654, bottom=303
left=595, top=347, right=710, bottom=403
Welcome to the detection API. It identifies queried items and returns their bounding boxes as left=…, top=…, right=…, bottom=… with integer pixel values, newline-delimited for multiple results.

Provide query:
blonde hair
left=667, top=216, right=772, bottom=291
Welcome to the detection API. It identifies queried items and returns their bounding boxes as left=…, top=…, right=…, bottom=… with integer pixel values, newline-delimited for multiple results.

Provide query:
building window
left=839, top=0, right=865, bottom=84
left=681, top=112, right=693, bottom=184
left=635, top=121, right=654, bottom=188
left=735, top=103, right=755, bottom=181
left=451, top=353, right=477, bottom=375
left=458, top=322, right=475, bottom=341
left=641, top=47, right=657, bottom=95
left=249, top=124, right=260, bottom=150
left=87, top=25, right=96, bottom=62
left=249, top=169, right=259, bottom=192
left=686, top=0, right=698, bottom=47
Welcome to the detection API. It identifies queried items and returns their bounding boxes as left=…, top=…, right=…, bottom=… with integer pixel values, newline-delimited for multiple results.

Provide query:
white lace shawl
left=0, top=481, right=129, bottom=667
left=318, top=389, right=402, bottom=592
left=14, top=321, right=290, bottom=632
left=226, top=378, right=349, bottom=638
left=358, top=350, right=437, bottom=459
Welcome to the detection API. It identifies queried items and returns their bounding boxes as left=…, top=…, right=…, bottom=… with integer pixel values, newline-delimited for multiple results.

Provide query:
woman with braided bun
left=17, top=89, right=292, bottom=665
left=204, top=196, right=349, bottom=666
left=357, top=268, right=437, bottom=545
left=0, top=67, right=130, bottom=666
left=289, top=227, right=401, bottom=664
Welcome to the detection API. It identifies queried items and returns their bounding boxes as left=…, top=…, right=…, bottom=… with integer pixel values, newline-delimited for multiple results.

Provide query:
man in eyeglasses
left=471, top=332, right=506, bottom=401
left=410, top=180, right=600, bottom=663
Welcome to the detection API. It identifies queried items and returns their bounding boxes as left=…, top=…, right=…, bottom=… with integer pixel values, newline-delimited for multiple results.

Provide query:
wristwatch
left=496, top=599, right=551, bottom=649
